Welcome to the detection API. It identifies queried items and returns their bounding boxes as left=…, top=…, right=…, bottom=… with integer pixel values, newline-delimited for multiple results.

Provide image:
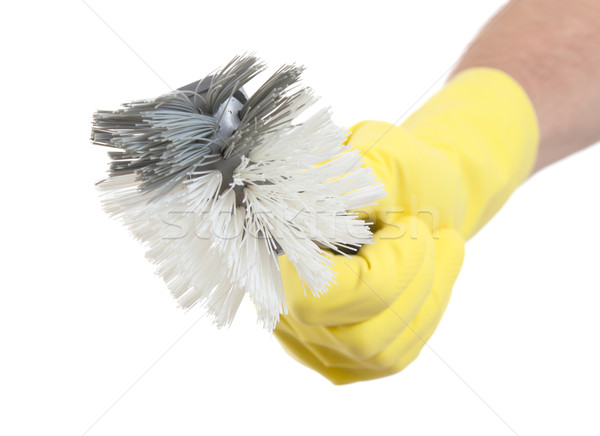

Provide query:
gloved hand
left=273, top=68, right=540, bottom=385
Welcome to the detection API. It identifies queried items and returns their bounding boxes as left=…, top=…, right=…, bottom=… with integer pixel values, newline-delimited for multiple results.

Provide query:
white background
left=1, top=0, right=599, bottom=435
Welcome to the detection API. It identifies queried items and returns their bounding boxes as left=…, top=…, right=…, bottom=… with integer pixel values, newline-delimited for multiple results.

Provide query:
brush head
left=91, top=54, right=385, bottom=330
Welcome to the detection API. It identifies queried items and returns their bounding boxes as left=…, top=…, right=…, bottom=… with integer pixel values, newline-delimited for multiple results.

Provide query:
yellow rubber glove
left=274, top=68, right=539, bottom=384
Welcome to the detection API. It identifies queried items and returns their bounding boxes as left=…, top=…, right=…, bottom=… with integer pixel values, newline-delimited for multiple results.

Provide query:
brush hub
left=178, top=77, right=248, bottom=201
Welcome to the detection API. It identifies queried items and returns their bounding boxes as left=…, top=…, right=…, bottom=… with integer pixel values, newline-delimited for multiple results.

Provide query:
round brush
left=91, top=54, right=384, bottom=330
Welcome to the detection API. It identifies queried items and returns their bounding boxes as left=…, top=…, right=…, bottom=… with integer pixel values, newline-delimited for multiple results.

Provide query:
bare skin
left=451, top=0, right=600, bottom=173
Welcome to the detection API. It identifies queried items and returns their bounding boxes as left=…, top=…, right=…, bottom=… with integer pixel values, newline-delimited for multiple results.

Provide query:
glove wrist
left=401, top=67, right=540, bottom=238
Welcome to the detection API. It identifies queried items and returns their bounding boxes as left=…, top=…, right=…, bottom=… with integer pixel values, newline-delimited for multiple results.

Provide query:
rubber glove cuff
left=401, top=67, right=540, bottom=238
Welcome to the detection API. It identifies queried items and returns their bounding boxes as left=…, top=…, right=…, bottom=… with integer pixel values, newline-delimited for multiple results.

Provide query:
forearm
left=450, top=0, right=600, bottom=173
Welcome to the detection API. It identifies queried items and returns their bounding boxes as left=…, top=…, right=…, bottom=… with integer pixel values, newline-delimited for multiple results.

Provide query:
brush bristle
left=91, top=54, right=385, bottom=331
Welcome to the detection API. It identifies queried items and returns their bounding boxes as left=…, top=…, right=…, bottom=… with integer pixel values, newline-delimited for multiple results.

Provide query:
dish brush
left=91, top=54, right=385, bottom=330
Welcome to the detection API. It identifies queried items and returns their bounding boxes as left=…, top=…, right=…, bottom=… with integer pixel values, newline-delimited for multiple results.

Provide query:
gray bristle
left=204, top=54, right=265, bottom=113
left=92, top=93, right=219, bottom=200
left=92, top=54, right=313, bottom=201
left=226, top=64, right=310, bottom=159
left=238, top=64, right=304, bottom=121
